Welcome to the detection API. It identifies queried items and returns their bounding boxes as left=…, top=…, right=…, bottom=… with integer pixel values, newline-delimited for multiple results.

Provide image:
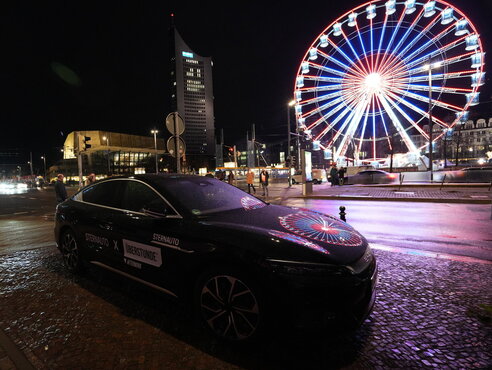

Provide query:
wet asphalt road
left=0, top=187, right=491, bottom=369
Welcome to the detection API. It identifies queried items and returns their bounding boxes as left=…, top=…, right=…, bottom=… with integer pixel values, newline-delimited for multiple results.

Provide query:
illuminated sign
left=182, top=51, right=194, bottom=58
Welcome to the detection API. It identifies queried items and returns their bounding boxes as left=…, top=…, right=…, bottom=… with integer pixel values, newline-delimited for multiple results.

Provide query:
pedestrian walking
left=329, top=164, right=339, bottom=186
left=246, top=169, right=256, bottom=194
left=85, top=173, right=96, bottom=186
left=259, top=169, right=269, bottom=196
left=227, top=171, right=235, bottom=185
left=54, top=174, right=68, bottom=204
left=338, top=167, right=346, bottom=186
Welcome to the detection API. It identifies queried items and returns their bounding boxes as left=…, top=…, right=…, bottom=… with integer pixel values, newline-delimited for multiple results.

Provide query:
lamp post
left=102, top=135, right=111, bottom=175
left=423, top=60, right=441, bottom=182
left=41, top=155, right=46, bottom=180
left=151, top=129, right=159, bottom=174
left=287, top=100, right=296, bottom=187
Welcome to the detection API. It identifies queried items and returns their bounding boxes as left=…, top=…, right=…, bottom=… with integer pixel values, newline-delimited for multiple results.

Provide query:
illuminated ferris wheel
left=294, top=0, right=485, bottom=164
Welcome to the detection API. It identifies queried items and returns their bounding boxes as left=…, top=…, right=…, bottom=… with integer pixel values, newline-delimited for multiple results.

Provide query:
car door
left=76, top=179, right=126, bottom=267
left=109, top=179, right=190, bottom=293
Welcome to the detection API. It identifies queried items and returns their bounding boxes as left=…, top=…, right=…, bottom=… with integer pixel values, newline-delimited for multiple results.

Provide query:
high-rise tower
left=169, top=15, right=215, bottom=168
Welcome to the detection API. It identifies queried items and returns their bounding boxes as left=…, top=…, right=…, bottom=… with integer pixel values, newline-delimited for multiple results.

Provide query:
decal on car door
left=123, top=239, right=162, bottom=267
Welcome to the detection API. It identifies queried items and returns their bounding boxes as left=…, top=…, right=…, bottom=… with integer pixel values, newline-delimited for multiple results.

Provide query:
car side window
left=121, top=180, right=174, bottom=215
left=81, top=181, right=125, bottom=208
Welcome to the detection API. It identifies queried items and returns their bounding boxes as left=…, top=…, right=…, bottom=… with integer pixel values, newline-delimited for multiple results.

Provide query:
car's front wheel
left=60, top=229, right=83, bottom=273
left=194, top=267, right=263, bottom=342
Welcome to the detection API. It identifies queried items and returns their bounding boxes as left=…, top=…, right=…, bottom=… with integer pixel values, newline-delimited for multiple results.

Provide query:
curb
left=294, top=195, right=492, bottom=204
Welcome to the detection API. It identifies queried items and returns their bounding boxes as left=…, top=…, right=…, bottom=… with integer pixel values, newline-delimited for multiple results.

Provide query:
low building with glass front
left=51, top=131, right=166, bottom=182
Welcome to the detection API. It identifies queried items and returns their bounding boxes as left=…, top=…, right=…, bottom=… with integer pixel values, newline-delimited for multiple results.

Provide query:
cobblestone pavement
left=0, top=246, right=490, bottom=369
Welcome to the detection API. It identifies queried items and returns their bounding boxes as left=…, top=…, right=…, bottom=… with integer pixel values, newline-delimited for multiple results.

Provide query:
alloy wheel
left=61, top=231, right=80, bottom=272
left=199, top=274, right=260, bottom=341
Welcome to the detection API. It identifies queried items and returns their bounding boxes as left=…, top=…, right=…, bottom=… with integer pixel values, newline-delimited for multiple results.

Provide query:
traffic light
left=83, top=136, right=92, bottom=151
left=77, top=135, right=92, bottom=153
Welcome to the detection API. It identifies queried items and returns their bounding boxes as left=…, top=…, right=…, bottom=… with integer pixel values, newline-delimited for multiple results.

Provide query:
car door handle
left=98, top=221, right=113, bottom=231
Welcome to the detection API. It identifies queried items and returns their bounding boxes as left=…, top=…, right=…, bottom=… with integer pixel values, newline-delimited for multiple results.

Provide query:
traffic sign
left=165, top=112, right=185, bottom=135
left=166, top=136, right=186, bottom=158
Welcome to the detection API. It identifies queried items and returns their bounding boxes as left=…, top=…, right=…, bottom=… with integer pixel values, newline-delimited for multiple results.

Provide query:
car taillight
left=389, top=174, right=397, bottom=179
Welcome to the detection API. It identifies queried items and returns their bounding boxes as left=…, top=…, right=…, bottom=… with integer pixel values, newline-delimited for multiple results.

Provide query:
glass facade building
left=169, top=18, right=215, bottom=168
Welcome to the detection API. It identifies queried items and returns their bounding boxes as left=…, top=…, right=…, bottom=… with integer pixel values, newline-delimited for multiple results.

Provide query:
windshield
left=154, top=176, right=267, bottom=216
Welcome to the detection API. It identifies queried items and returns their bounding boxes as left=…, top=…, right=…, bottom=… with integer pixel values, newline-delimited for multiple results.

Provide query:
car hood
left=198, top=203, right=368, bottom=265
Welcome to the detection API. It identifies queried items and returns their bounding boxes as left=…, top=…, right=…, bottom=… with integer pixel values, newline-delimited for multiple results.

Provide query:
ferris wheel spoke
left=301, top=96, right=347, bottom=124
left=301, top=75, right=343, bottom=84
left=298, top=91, right=344, bottom=108
left=369, top=18, right=374, bottom=72
left=357, top=101, right=372, bottom=148
left=340, top=30, right=369, bottom=75
left=317, top=103, right=355, bottom=134
left=404, top=83, right=473, bottom=95
left=396, top=18, right=456, bottom=66
left=373, top=97, right=392, bottom=149
left=376, top=93, right=419, bottom=153
left=382, top=10, right=444, bottom=75
left=385, top=90, right=451, bottom=130
left=383, top=91, right=433, bottom=135
left=317, top=50, right=365, bottom=79
left=335, top=98, right=369, bottom=159
left=326, top=38, right=367, bottom=77
left=391, top=87, right=463, bottom=112
left=403, top=51, right=476, bottom=79
left=377, top=5, right=409, bottom=72
left=380, top=6, right=426, bottom=71
left=406, top=69, right=475, bottom=83
left=300, top=84, right=344, bottom=94
left=308, top=64, right=352, bottom=78
left=354, top=23, right=372, bottom=73
left=311, top=101, right=350, bottom=134
left=313, top=106, right=354, bottom=141
left=374, top=14, right=388, bottom=70
left=402, top=32, right=468, bottom=71
left=327, top=106, right=360, bottom=148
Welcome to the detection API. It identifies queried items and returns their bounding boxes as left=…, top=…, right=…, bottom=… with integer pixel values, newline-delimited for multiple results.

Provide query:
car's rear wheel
left=60, top=229, right=83, bottom=273
left=194, top=267, right=263, bottom=342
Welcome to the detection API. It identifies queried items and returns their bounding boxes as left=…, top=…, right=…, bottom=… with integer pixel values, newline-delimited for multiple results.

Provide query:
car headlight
left=265, top=259, right=354, bottom=277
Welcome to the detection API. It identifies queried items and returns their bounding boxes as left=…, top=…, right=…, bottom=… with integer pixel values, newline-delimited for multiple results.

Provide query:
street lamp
left=287, top=100, right=296, bottom=187
left=41, top=155, right=46, bottom=180
left=102, top=135, right=111, bottom=175
left=423, top=59, right=442, bottom=182
left=151, top=129, right=159, bottom=174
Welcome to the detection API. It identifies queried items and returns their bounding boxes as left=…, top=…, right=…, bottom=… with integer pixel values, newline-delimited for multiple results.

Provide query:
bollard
left=440, top=174, right=447, bottom=191
left=339, top=206, right=346, bottom=222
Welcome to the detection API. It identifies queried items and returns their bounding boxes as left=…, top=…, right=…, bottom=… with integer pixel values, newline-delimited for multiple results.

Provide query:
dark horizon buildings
left=168, top=15, right=216, bottom=170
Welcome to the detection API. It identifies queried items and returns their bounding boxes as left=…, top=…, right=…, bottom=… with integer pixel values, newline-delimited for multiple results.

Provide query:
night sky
left=2, top=0, right=491, bottom=170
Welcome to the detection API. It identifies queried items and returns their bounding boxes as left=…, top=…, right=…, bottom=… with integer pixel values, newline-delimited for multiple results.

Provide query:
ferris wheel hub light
left=364, top=73, right=383, bottom=93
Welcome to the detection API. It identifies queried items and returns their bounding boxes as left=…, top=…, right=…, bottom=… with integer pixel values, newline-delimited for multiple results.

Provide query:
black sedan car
left=346, top=169, right=398, bottom=184
left=55, top=174, right=377, bottom=341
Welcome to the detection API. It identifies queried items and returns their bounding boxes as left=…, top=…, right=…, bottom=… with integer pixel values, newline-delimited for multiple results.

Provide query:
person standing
left=246, top=169, right=256, bottom=194
left=227, top=171, right=235, bottom=185
left=259, top=169, right=269, bottom=196
left=54, top=174, right=68, bottom=203
left=338, top=167, right=346, bottom=186
left=329, top=164, right=339, bottom=186
left=85, top=173, right=96, bottom=186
